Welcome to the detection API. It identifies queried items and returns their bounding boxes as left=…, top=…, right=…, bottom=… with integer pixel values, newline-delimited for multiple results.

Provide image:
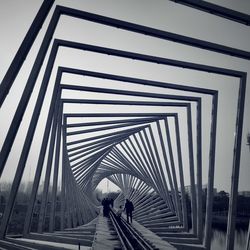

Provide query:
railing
left=109, top=209, right=155, bottom=250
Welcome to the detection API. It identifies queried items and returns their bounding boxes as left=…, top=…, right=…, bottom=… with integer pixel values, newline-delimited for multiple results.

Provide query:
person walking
left=102, top=198, right=110, bottom=217
left=124, top=199, right=134, bottom=223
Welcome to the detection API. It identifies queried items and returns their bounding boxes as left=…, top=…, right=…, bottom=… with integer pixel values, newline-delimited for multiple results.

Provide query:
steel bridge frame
left=0, top=1, right=247, bottom=250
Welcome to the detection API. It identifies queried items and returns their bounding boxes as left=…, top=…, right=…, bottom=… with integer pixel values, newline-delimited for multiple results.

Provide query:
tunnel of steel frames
left=0, top=1, right=249, bottom=250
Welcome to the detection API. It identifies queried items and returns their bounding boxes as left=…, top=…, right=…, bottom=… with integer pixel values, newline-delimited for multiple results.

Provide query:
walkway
left=92, top=212, right=176, bottom=250
left=92, top=212, right=122, bottom=250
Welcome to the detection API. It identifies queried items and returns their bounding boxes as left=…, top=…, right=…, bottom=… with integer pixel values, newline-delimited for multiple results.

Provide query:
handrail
left=109, top=210, right=134, bottom=250
left=109, top=209, right=155, bottom=250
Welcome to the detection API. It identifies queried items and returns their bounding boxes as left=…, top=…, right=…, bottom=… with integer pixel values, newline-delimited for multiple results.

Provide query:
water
left=211, top=228, right=247, bottom=250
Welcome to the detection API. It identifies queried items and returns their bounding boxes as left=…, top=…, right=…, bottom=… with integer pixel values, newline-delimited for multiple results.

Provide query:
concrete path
left=92, top=212, right=176, bottom=250
left=91, top=215, right=121, bottom=250
left=123, top=214, right=177, bottom=250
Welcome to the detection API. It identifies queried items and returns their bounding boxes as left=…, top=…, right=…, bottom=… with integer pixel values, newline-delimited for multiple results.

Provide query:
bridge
left=0, top=1, right=249, bottom=249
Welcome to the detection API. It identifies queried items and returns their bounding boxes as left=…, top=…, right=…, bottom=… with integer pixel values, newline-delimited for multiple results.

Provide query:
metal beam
left=170, top=0, right=250, bottom=26
left=0, top=0, right=55, bottom=107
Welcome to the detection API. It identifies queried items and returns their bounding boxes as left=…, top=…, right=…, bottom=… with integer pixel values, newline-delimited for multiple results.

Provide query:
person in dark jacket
left=102, top=198, right=110, bottom=217
left=124, top=199, right=134, bottom=223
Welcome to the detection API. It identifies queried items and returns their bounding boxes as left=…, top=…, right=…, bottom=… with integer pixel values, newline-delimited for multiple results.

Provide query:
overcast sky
left=0, top=0, right=250, bottom=193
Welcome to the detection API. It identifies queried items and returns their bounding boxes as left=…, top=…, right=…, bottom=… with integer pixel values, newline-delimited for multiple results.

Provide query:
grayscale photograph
left=0, top=1, right=250, bottom=249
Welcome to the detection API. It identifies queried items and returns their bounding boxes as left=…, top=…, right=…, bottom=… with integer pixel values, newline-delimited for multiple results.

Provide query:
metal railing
left=109, top=209, right=155, bottom=250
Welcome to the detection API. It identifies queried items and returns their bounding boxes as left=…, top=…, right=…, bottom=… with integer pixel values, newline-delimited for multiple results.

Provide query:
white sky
left=0, top=0, right=250, bottom=193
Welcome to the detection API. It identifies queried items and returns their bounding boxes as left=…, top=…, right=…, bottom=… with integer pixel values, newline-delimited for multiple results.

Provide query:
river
left=211, top=227, right=248, bottom=250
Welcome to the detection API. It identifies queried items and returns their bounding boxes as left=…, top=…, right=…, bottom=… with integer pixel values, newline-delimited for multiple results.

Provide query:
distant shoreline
left=211, top=214, right=249, bottom=231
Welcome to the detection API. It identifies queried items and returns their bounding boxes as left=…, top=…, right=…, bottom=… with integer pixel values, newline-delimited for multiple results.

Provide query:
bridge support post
left=226, top=74, right=247, bottom=250
left=0, top=9, right=59, bottom=179
left=37, top=96, right=61, bottom=233
left=163, top=119, right=183, bottom=223
left=49, top=103, right=63, bottom=232
left=186, top=104, right=197, bottom=235
left=204, top=93, right=218, bottom=250
left=196, top=99, right=203, bottom=242
left=0, top=0, right=54, bottom=108
left=149, top=126, right=175, bottom=214
left=60, top=116, right=67, bottom=230
left=23, top=71, right=62, bottom=235
left=174, top=114, right=188, bottom=231
left=0, top=43, right=59, bottom=239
